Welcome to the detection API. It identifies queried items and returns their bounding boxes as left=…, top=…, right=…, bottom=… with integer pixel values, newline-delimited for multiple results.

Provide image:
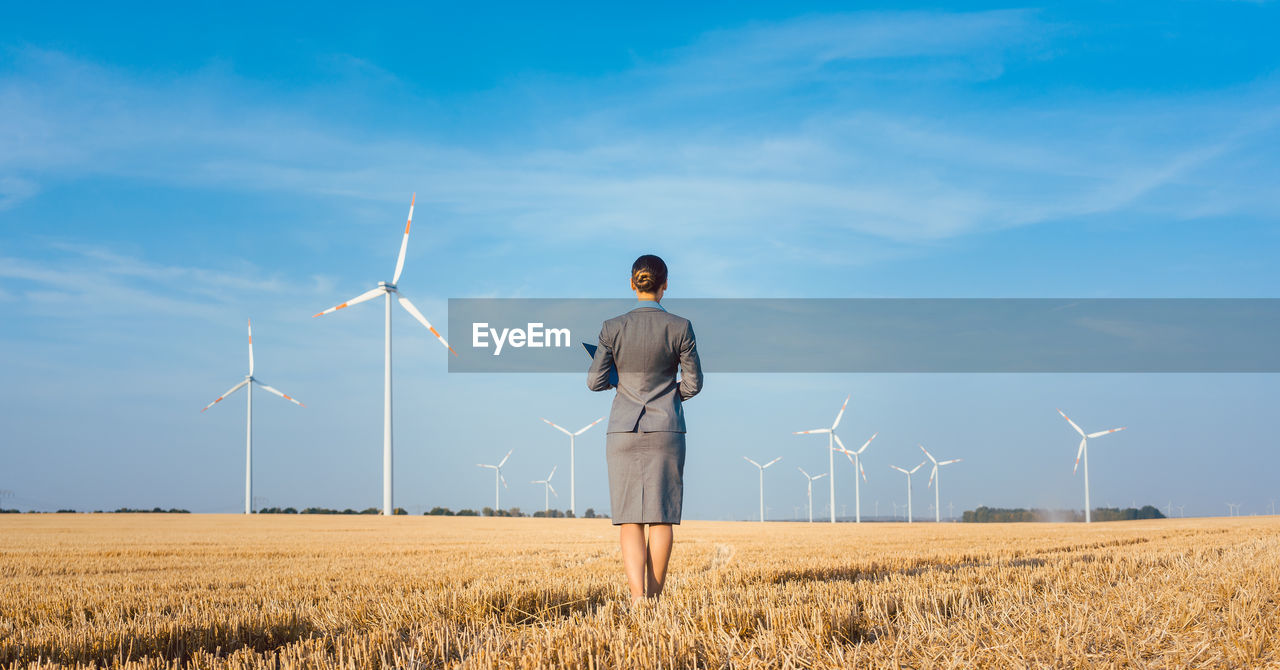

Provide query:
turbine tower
left=743, top=456, right=781, bottom=522
left=833, top=432, right=877, bottom=523
left=202, top=319, right=304, bottom=515
left=1057, top=408, right=1126, bottom=523
left=889, top=461, right=926, bottom=523
left=540, top=417, right=603, bottom=517
left=531, top=465, right=558, bottom=514
left=313, top=194, right=456, bottom=516
left=797, top=467, right=828, bottom=523
left=919, top=444, right=961, bottom=523
left=476, top=449, right=513, bottom=511
left=794, top=394, right=850, bottom=523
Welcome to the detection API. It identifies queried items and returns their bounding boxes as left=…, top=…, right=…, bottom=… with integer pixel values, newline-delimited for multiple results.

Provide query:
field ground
left=1, top=515, right=1277, bottom=668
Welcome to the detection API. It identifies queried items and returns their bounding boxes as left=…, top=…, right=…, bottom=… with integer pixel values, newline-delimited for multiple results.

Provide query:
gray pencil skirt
left=606, top=431, right=686, bottom=525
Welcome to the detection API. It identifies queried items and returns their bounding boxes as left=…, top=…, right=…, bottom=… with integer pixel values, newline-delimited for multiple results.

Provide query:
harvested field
left=1, top=515, right=1276, bottom=668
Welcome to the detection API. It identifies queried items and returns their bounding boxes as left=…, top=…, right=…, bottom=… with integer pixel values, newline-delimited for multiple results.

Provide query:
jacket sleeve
left=677, top=320, right=702, bottom=401
left=586, top=323, right=616, bottom=391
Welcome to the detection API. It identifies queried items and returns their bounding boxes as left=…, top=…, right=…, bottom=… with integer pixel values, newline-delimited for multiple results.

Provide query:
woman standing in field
left=587, top=254, right=703, bottom=605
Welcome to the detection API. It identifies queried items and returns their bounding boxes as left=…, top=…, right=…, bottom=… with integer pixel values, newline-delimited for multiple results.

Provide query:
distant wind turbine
left=1057, top=408, right=1126, bottom=523
left=477, top=449, right=513, bottom=511
left=797, top=467, right=828, bottom=523
left=540, top=417, right=603, bottom=517
left=794, top=394, right=850, bottom=523
left=313, top=194, right=456, bottom=516
left=919, top=444, right=961, bottom=523
left=743, top=456, right=781, bottom=522
left=833, top=432, right=877, bottom=523
left=890, top=461, right=927, bottom=523
left=202, top=319, right=304, bottom=515
left=531, top=465, right=558, bottom=514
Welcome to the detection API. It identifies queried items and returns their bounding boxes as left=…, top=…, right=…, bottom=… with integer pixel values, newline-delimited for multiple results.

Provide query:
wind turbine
left=313, top=194, right=456, bottom=516
left=794, top=394, right=850, bottom=523
left=476, top=449, right=513, bottom=511
left=202, top=319, right=304, bottom=515
left=743, top=456, right=781, bottom=522
left=1057, top=408, right=1126, bottom=523
left=531, top=465, right=558, bottom=514
left=833, top=432, right=877, bottom=523
left=919, top=444, right=961, bottom=523
left=889, top=461, right=926, bottom=523
left=796, top=467, right=828, bottom=523
left=540, top=417, right=603, bottom=517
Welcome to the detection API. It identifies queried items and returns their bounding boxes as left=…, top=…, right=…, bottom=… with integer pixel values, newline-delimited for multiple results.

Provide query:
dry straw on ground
left=1, top=515, right=1276, bottom=668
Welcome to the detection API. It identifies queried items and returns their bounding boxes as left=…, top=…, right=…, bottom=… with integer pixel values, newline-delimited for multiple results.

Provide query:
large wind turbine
left=794, top=394, right=850, bottom=523
left=889, top=461, right=926, bottom=523
left=1057, top=408, right=1126, bottom=523
left=202, top=319, right=304, bottom=515
left=919, top=444, right=961, bottom=523
left=743, top=456, right=781, bottom=522
left=540, top=417, right=603, bottom=517
left=476, top=449, right=513, bottom=511
left=531, top=465, right=558, bottom=514
left=797, top=467, right=828, bottom=523
left=313, top=194, right=455, bottom=516
left=833, top=432, right=877, bottom=523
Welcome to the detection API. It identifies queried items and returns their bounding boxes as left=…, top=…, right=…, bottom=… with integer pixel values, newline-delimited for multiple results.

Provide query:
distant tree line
left=422, top=506, right=608, bottom=519
left=257, top=507, right=410, bottom=515
left=962, top=506, right=1165, bottom=523
left=0, top=508, right=192, bottom=514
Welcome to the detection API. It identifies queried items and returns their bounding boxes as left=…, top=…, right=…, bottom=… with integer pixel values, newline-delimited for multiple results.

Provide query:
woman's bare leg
left=619, top=523, right=648, bottom=604
left=645, top=523, right=674, bottom=599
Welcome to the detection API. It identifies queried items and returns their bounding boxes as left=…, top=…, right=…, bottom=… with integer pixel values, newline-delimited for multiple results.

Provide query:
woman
left=587, top=254, right=702, bottom=605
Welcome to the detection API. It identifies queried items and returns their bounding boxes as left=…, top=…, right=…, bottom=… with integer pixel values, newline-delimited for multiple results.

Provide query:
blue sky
left=1, top=2, right=1277, bottom=518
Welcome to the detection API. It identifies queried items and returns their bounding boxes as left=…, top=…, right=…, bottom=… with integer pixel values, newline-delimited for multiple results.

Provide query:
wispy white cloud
left=1, top=11, right=1277, bottom=259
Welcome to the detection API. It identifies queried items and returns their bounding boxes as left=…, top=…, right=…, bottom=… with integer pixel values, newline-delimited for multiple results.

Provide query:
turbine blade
left=857, top=432, right=878, bottom=454
left=253, top=381, right=305, bottom=407
left=500, top=473, right=508, bottom=489
left=1073, top=437, right=1086, bottom=474
left=541, top=418, right=573, bottom=436
left=797, top=467, right=809, bottom=478
left=909, top=461, right=926, bottom=474
left=573, top=417, right=605, bottom=435
left=928, top=465, right=937, bottom=488
left=890, top=465, right=908, bottom=474
left=832, top=433, right=848, bottom=453
left=392, top=193, right=415, bottom=285
left=763, top=457, right=782, bottom=468
left=201, top=379, right=249, bottom=412
left=247, top=318, right=255, bottom=376
left=831, top=394, right=850, bottom=429
left=1088, top=427, right=1126, bottom=438
left=743, top=456, right=761, bottom=468
left=1058, top=408, right=1086, bottom=437
left=814, top=473, right=827, bottom=480
left=314, top=287, right=384, bottom=318
left=498, top=449, right=513, bottom=468
left=547, top=483, right=557, bottom=497
left=548, top=465, right=557, bottom=481
left=919, top=444, right=936, bottom=463
left=793, top=428, right=831, bottom=435
left=938, top=458, right=961, bottom=466
left=859, top=461, right=867, bottom=482
left=397, top=295, right=456, bottom=355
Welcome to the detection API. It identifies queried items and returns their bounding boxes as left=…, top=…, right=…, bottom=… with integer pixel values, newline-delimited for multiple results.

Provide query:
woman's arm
left=587, top=325, right=616, bottom=391
left=677, top=320, right=702, bottom=401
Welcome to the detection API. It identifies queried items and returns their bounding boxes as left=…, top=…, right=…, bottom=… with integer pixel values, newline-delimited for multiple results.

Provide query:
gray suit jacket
left=587, top=306, right=703, bottom=432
